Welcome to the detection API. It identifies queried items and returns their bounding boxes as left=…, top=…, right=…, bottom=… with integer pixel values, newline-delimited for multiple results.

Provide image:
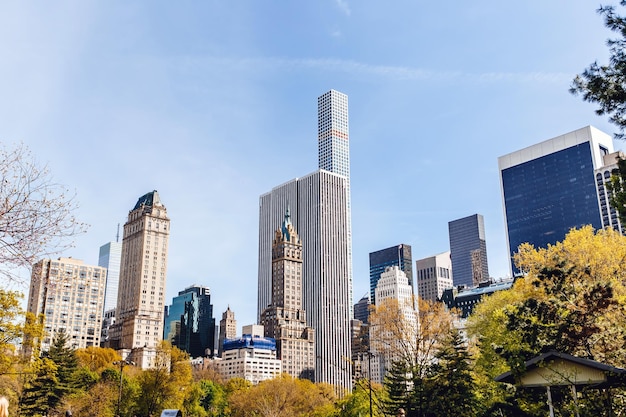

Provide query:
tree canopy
left=571, top=1, right=626, bottom=138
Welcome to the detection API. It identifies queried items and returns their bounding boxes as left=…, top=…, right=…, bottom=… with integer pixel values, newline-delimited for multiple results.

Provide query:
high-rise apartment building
left=369, top=244, right=413, bottom=305
left=499, top=126, right=614, bottom=275
left=218, top=306, right=237, bottom=357
left=261, top=208, right=315, bottom=380
left=109, top=190, right=170, bottom=368
left=258, top=170, right=352, bottom=391
left=595, top=151, right=625, bottom=235
left=164, top=285, right=216, bottom=358
left=99, top=241, right=122, bottom=313
left=27, top=257, right=107, bottom=352
left=415, top=251, right=453, bottom=302
left=258, top=90, right=353, bottom=391
left=448, top=214, right=489, bottom=288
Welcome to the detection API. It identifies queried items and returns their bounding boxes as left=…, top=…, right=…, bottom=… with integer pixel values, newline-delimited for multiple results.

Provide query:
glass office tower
left=499, top=126, right=614, bottom=276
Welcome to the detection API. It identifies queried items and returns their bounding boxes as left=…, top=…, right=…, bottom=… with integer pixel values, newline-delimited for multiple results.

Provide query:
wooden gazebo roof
left=495, top=351, right=626, bottom=389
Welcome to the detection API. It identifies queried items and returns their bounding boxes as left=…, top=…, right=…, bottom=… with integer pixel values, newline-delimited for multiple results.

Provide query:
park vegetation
left=1, top=226, right=625, bottom=417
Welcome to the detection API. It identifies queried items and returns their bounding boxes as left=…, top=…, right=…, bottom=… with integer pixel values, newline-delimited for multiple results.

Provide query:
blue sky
left=0, top=1, right=620, bottom=328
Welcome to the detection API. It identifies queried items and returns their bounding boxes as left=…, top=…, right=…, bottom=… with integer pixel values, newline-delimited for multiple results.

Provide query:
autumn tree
left=0, top=143, right=87, bottom=282
left=0, top=290, right=26, bottom=374
left=136, top=342, right=193, bottom=416
left=227, top=374, right=337, bottom=417
left=75, top=346, right=121, bottom=373
left=469, top=226, right=626, bottom=415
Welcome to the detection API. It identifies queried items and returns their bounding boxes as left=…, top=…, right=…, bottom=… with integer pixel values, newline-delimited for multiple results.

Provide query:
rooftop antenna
left=116, top=223, right=120, bottom=243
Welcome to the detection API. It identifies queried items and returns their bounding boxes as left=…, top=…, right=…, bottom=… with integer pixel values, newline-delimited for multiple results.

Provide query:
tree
left=75, top=346, right=121, bottom=373
left=136, top=342, right=193, bottom=416
left=571, top=1, right=626, bottom=138
left=46, top=331, right=80, bottom=396
left=424, top=330, right=481, bottom=417
left=0, top=143, right=87, bottom=282
left=0, top=290, right=25, bottom=374
left=227, top=375, right=337, bottom=417
left=605, top=156, right=626, bottom=226
left=19, top=357, right=62, bottom=416
left=469, top=226, right=626, bottom=415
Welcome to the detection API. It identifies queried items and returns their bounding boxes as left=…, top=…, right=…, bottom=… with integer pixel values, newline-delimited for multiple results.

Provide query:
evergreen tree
left=424, top=330, right=480, bottom=417
left=19, top=357, right=62, bottom=416
left=383, top=360, right=413, bottom=416
left=46, top=330, right=79, bottom=395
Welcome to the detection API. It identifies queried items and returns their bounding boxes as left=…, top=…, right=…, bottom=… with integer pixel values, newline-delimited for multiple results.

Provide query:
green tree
left=424, top=330, right=481, bottom=417
left=19, top=357, right=61, bottom=416
left=198, top=379, right=228, bottom=416
left=571, top=1, right=626, bottom=137
left=46, top=331, right=80, bottom=395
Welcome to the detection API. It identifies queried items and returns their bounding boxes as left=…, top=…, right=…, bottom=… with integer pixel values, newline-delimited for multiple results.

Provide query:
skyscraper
left=99, top=241, right=122, bottom=313
left=218, top=306, right=237, bottom=357
left=369, top=244, right=413, bottom=305
left=318, top=89, right=353, bottom=314
left=164, top=285, right=216, bottom=358
left=415, top=251, right=453, bottom=302
left=261, top=208, right=315, bottom=380
left=28, top=257, right=107, bottom=352
left=258, top=90, right=353, bottom=391
left=371, top=266, right=418, bottom=383
left=448, top=214, right=489, bottom=288
left=499, top=126, right=614, bottom=275
left=109, top=190, right=170, bottom=368
left=258, top=170, right=352, bottom=391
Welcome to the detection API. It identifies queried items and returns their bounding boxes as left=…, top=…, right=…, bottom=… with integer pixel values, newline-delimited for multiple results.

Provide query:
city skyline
left=1, top=1, right=623, bottom=328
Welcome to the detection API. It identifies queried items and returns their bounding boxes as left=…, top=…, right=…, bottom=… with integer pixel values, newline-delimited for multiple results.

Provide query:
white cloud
left=334, top=0, right=351, bottom=16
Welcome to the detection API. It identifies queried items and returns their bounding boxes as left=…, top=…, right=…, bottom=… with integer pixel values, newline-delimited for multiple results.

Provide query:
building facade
left=258, top=170, right=352, bottom=390
left=164, top=285, right=216, bottom=358
left=99, top=241, right=122, bottom=313
left=499, top=126, right=614, bottom=275
left=318, top=89, right=354, bottom=319
left=218, top=306, right=237, bottom=357
left=370, top=266, right=418, bottom=384
left=108, top=190, right=170, bottom=368
left=448, top=214, right=489, bottom=288
left=218, top=334, right=282, bottom=384
left=441, top=279, right=514, bottom=318
left=261, top=208, right=315, bottom=380
left=596, top=151, right=625, bottom=235
left=27, top=257, right=107, bottom=352
left=415, top=251, right=453, bottom=302
left=369, top=244, right=413, bottom=305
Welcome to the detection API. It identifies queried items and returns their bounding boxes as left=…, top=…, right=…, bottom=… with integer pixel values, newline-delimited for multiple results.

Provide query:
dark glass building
left=448, top=214, right=489, bottom=288
left=369, top=244, right=413, bottom=305
left=164, top=285, right=216, bottom=358
left=499, top=126, right=613, bottom=276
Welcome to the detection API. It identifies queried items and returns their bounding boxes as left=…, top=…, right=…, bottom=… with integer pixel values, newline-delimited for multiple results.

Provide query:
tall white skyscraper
left=318, top=90, right=353, bottom=311
left=99, top=241, right=122, bottom=313
left=109, top=190, right=170, bottom=368
left=258, top=170, right=352, bottom=391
